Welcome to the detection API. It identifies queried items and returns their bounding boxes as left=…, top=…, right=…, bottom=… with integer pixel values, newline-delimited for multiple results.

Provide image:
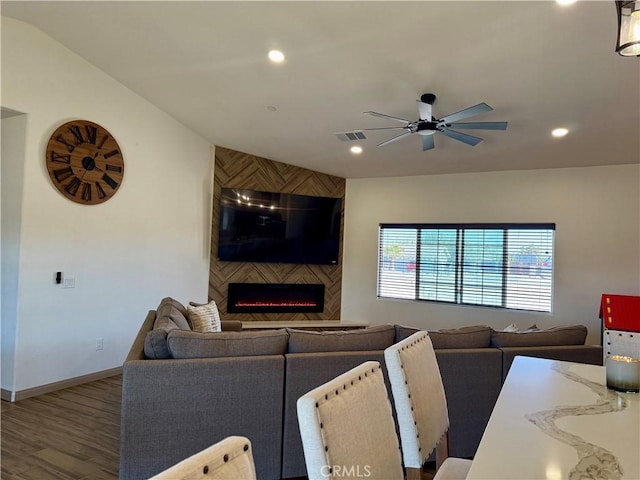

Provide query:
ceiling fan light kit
left=615, top=0, right=640, bottom=56
left=360, top=93, right=508, bottom=152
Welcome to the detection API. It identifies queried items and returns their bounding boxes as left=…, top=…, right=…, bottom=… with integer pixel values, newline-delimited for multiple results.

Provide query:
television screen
left=217, top=188, right=342, bottom=264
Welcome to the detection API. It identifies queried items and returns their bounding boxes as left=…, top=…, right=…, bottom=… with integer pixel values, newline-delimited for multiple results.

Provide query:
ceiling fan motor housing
left=420, top=93, right=436, bottom=105
left=417, top=121, right=438, bottom=135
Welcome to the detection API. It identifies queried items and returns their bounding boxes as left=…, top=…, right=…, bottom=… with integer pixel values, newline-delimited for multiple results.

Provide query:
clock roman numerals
left=102, top=173, right=119, bottom=190
left=69, top=125, right=85, bottom=145
left=105, top=164, right=123, bottom=173
left=85, top=125, right=97, bottom=144
left=65, top=177, right=82, bottom=196
left=51, top=151, right=71, bottom=164
left=81, top=182, right=92, bottom=201
left=53, top=166, right=74, bottom=183
left=56, top=134, right=76, bottom=153
left=95, top=181, right=107, bottom=199
left=97, top=134, right=109, bottom=150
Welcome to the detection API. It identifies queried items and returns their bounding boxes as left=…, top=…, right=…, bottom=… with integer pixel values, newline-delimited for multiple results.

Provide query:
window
left=378, top=223, right=555, bottom=312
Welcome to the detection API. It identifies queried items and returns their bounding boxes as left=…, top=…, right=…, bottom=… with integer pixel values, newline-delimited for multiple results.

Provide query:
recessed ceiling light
left=552, top=128, right=569, bottom=137
left=556, top=0, right=577, bottom=6
left=268, top=50, right=285, bottom=63
left=350, top=146, right=363, bottom=154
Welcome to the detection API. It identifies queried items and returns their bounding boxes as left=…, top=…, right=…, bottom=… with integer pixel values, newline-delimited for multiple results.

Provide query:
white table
left=467, top=356, right=639, bottom=480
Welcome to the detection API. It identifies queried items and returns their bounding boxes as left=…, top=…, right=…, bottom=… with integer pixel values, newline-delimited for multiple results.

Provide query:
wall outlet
left=62, top=275, right=75, bottom=288
left=96, top=337, right=104, bottom=351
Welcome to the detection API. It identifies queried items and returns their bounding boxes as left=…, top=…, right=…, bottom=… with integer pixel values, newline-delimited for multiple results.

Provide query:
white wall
left=1, top=113, right=28, bottom=395
left=342, top=165, right=640, bottom=344
left=1, top=18, right=213, bottom=393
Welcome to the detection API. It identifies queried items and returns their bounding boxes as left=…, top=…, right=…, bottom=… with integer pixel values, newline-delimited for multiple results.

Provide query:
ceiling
left=2, top=1, right=639, bottom=179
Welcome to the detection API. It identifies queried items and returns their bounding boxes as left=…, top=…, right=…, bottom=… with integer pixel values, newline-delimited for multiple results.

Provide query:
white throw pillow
left=187, top=300, right=222, bottom=333
left=503, top=323, right=519, bottom=332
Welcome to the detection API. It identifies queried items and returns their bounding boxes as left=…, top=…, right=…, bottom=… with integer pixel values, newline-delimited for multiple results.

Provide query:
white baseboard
left=0, top=366, right=122, bottom=402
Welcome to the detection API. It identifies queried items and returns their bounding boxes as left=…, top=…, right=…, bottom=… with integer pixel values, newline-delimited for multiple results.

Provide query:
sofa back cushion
left=490, top=325, right=588, bottom=348
left=429, top=325, right=492, bottom=349
left=167, top=329, right=289, bottom=358
left=144, top=323, right=176, bottom=359
left=160, top=296, right=187, bottom=315
left=143, top=298, right=192, bottom=359
left=394, top=325, right=420, bottom=343
left=156, top=297, right=191, bottom=331
left=287, top=325, right=396, bottom=353
left=395, top=325, right=491, bottom=349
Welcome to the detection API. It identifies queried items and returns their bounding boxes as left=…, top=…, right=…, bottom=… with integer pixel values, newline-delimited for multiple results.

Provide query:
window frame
left=377, top=223, right=556, bottom=313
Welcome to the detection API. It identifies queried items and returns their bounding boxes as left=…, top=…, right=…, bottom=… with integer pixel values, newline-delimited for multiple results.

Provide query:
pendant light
left=616, top=0, right=640, bottom=56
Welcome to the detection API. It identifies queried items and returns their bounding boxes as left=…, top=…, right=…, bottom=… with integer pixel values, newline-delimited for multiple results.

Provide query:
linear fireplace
left=227, top=283, right=325, bottom=314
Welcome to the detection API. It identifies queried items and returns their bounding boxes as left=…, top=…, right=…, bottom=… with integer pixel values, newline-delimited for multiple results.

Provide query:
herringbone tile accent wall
left=209, top=147, right=345, bottom=322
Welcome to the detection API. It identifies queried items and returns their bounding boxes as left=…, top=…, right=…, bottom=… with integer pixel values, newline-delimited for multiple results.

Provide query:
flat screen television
left=217, top=188, right=342, bottom=264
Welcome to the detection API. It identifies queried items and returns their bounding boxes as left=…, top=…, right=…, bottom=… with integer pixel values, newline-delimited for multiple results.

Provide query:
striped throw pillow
left=187, top=300, right=222, bottom=333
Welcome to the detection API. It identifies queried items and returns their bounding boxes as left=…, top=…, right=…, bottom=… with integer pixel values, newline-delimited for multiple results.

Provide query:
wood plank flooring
left=1, top=375, right=122, bottom=480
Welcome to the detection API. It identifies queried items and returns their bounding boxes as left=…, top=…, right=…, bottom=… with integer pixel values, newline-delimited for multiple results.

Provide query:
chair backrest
left=384, top=331, right=450, bottom=468
left=296, top=361, right=404, bottom=480
left=149, top=435, right=257, bottom=480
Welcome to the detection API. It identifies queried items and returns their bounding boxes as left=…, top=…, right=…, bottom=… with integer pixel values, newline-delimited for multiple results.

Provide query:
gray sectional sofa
left=120, top=298, right=603, bottom=480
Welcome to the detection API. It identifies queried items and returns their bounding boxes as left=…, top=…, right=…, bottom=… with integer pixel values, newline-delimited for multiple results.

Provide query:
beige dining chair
left=384, top=332, right=472, bottom=480
left=297, top=361, right=404, bottom=480
left=149, top=435, right=257, bottom=480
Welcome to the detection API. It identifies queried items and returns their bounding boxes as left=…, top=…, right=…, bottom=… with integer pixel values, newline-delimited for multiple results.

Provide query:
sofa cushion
left=287, top=325, right=396, bottom=353
left=167, top=329, right=289, bottom=358
left=156, top=298, right=191, bottom=331
left=186, top=300, right=222, bottom=333
left=160, top=296, right=187, bottom=316
left=144, top=318, right=180, bottom=359
left=144, top=329, right=171, bottom=359
left=395, top=325, right=420, bottom=342
left=427, top=325, right=492, bottom=349
left=499, top=323, right=539, bottom=333
left=397, top=325, right=493, bottom=349
left=490, top=325, right=588, bottom=348
left=145, top=301, right=189, bottom=359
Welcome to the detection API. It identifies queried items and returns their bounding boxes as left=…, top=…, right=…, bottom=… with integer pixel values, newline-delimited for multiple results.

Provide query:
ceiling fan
left=360, top=93, right=508, bottom=151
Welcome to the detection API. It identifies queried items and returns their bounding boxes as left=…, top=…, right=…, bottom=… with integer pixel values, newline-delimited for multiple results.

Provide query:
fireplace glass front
left=227, top=283, right=325, bottom=314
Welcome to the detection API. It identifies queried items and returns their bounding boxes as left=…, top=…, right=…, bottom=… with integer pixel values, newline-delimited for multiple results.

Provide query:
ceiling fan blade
left=364, top=111, right=411, bottom=124
left=377, top=131, right=412, bottom=147
left=416, top=101, right=432, bottom=121
left=359, top=126, right=409, bottom=131
left=448, top=121, right=508, bottom=130
left=439, top=103, right=493, bottom=123
left=422, top=135, right=435, bottom=151
left=439, top=128, right=483, bottom=146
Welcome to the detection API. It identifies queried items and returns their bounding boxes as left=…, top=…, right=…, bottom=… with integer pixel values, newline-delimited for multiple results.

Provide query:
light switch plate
left=62, top=276, right=75, bottom=288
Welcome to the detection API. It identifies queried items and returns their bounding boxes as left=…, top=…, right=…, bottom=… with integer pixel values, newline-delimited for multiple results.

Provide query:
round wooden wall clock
left=45, top=120, right=124, bottom=205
